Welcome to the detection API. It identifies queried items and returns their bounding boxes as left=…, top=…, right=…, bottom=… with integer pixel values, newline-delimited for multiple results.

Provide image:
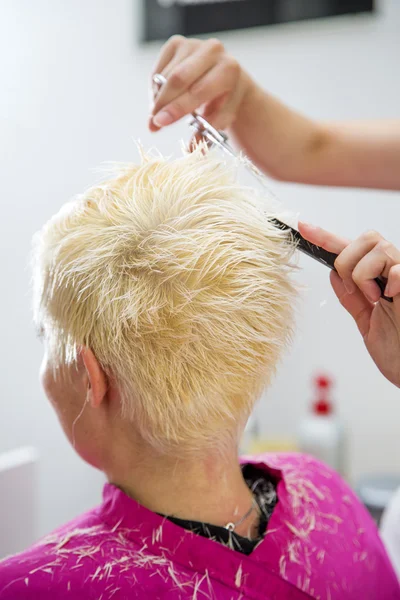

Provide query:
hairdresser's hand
left=149, top=35, right=253, bottom=133
left=148, top=36, right=330, bottom=182
left=149, top=36, right=400, bottom=189
left=299, top=222, right=400, bottom=388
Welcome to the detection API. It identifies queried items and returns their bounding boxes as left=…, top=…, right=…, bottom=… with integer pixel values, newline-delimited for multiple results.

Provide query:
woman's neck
left=105, top=443, right=259, bottom=539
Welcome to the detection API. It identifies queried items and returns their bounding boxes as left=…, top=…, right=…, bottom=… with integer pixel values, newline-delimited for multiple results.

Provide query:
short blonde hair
left=33, top=148, right=297, bottom=453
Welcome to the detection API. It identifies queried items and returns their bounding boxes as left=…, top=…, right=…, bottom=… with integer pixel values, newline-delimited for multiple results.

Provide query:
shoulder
left=250, top=451, right=373, bottom=521
left=0, top=508, right=103, bottom=599
left=247, top=453, right=400, bottom=595
left=254, top=453, right=398, bottom=570
left=244, top=450, right=350, bottom=486
left=0, top=545, right=62, bottom=599
left=248, top=451, right=358, bottom=493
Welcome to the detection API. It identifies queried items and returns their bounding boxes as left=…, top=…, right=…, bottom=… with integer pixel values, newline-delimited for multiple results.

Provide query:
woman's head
left=33, top=148, right=297, bottom=460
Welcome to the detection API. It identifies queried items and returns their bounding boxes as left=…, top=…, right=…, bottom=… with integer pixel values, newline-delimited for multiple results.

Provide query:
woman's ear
left=80, top=347, right=108, bottom=408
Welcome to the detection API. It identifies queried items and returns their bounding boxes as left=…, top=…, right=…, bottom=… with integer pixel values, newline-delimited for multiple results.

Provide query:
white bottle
left=298, top=375, right=345, bottom=475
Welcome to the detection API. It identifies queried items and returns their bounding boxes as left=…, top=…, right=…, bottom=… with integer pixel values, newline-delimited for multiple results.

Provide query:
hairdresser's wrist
left=230, top=80, right=278, bottom=172
left=231, top=76, right=263, bottom=133
left=232, top=82, right=328, bottom=184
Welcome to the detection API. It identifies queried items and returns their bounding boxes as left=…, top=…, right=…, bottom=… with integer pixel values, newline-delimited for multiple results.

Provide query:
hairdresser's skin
left=298, top=223, right=400, bottom=388
left=149, top=36, right=400, bottom=190
left=149, top=36, right=400, bottom=388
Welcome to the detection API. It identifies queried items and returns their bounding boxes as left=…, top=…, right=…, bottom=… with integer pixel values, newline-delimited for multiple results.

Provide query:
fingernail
left=384, top=283, right=392, bottom=297
left=299, top=221, right=318, bottom=231
left=366, top=292, right=377, bottom=303
left=153, top=110, right=174, bottom=127
left=344, top=279, right=356, bottom=294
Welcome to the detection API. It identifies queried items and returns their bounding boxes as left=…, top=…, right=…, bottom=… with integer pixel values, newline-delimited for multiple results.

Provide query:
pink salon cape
left=0, top=453, right=399, bottom=599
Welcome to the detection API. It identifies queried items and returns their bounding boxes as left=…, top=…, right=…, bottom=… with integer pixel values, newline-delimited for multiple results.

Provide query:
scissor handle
left=152, top=73, right=167, bottom=94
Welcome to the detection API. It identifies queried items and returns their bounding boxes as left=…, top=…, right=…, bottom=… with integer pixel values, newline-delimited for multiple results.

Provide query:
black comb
left=271, top=218, right=392, bottom=303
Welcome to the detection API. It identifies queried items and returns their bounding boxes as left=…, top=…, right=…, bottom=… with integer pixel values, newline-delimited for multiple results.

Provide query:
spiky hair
left=32, top=147, right=297, bottom=453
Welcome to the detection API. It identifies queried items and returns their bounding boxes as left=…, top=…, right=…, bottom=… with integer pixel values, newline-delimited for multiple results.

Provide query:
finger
left=330, top=271, right=373, bottom=339
left=151, top=35, right=185, bottom=81
left=351, top=249, right=390, bottom=303
left=201, top=80, right=243, bottom=131
left=152, top=45, right=193, bottom=108
left=352, top=243, right=400, bottom=302
left=153, top=44, right=222, bottom=117
left=153, top=60, right=238, bottom=128
left=333, top=231, right=386, bottom=293
left=298, top=222, right=350, bottom=254
left=149, top=50, right=189, bottom=132
left=386, top=264, right=400, bottom=298
left=201, top=94, right=229, bottom=120
left=150, top=50, right=194, bottom=132
left=150, top=38, right=199, bottom=128
left=148, top=115, right=160, bottom=132
left=149, top=39, right=184, bottom=131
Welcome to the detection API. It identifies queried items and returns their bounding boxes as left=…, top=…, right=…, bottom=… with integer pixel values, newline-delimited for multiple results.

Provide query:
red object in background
left=313, top=375, right=333, bottom=416
left=299, top=372, right=345, bottom=476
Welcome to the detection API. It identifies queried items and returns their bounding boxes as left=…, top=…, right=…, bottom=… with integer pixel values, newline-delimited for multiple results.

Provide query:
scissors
left=152, top=73, right=391, bottom=302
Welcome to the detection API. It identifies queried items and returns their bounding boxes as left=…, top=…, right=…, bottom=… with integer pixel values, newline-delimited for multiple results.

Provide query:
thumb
left=330, top=271, right=373, bottom=339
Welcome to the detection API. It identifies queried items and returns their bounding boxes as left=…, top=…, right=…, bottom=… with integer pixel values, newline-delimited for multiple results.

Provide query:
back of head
left=33, top=148, right=297, bottom=454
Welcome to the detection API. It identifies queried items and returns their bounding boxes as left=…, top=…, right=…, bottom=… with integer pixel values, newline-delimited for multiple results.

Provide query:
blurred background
left=0, top=0, right=399, bottom=554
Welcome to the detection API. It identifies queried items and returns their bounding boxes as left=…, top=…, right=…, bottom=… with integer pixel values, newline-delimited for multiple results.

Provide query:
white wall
left=0, top=0, right=399, bottom=540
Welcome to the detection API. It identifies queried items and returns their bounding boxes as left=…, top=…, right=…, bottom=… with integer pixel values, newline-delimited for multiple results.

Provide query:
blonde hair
left=33, top=148, right=297, bottom=453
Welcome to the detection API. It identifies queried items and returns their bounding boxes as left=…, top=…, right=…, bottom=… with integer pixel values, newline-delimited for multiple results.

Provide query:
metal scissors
left=152, top=73, right=391, bottom=302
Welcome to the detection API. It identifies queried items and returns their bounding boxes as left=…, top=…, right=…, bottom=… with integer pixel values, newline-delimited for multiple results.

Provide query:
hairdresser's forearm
left=232, top=83, right=400, bottom=190
left=311, top=120, right=400, bottom=190
left=231, top=82, right=323, bottom=183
